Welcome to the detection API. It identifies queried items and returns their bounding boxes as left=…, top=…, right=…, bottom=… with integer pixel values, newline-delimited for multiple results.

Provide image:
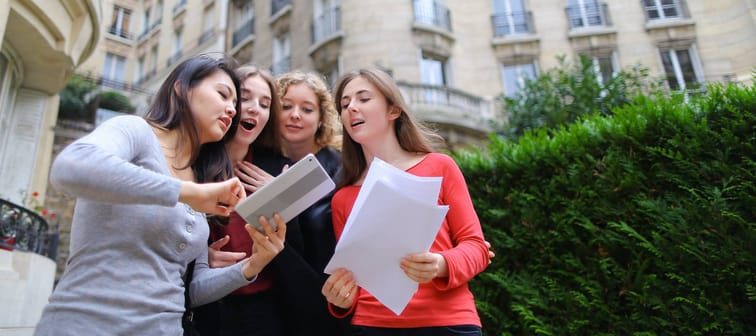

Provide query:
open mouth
left=220, top=117, right=232, bottom=130
left=240, top=120, right=256, bottom=131
left=351, top=120, right=365, bottom=127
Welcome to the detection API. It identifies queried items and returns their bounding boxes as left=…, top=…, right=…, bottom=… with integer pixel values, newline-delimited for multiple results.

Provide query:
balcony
left=107, top=26, right=133, bottom=40
left=173, top=0, right=187, bottom=16
left=491, top=11, right=535, bottom=37
left=566, top=2, right=611, bottom=30
left=413, top=0, right=451, bottom=32
left=312, top=6, right=341, bottom=44
left=232, top=18, right=255, bottom=48
left=0, top=199, right=58, bottom=260
left=272, top=0, right=292, bottom=16
left=397, top=82, right=495, bottom=134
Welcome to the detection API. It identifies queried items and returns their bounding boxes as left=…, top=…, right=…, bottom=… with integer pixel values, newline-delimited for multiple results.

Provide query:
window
left=110, top=5, right=132, bottom=38
left=321, top=58, right=342, bottom=89
left=150, top=46, right=158, bottom=74
left=236, top=1, right=255, bottom=30
left=566, top=0, right=606, bottom=28
left=0, top=52, right=19, bottom=148
left=501, top=62, right=536, bottom=97
left=659, top=46, right=701, bottom=91
left=135, top=56, right=144, bottom=84
left=420, top=52, right=450, bottom=104
left=492, top=0, right=531, bottom=36
left=200, top=5, right=215, bottom=44
left=643, top=0, right=685, bottom=20
left=313, top=0, right=340, bottom=43
left=142, top=7, right=151, bottom=34
left=272, top=34, right=291, bottom=75
left=102, top=53, right=127, bottom=89
left=579, top=53, right=616, bottom=86
left=413, top=0, right=451, bottom=31
left=170, top=30, right=182, bottom=65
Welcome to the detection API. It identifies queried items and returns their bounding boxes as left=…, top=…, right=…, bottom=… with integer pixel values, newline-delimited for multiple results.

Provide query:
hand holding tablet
left=234, top=153, right=335, bottom=231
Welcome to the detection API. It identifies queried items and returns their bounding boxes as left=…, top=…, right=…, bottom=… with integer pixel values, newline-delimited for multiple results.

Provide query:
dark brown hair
left=143, top=54, right=241, bottom=183
left=235, top=64, right=282, bottom=153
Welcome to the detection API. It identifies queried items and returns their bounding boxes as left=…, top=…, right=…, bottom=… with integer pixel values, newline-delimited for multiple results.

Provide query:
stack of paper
left=325, top=157, right=449, bottom=315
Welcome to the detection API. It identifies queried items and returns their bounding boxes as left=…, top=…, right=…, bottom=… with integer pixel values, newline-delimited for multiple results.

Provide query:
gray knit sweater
left=35, top=116, right=254, bottom=335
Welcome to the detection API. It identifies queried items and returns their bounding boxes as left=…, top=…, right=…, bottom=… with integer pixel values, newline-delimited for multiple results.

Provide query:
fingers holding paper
left=322, top=268, right=358, bottom=309
left=400, top=252, right=448, bottom=283
left=240, top=214, right=286, bottom=279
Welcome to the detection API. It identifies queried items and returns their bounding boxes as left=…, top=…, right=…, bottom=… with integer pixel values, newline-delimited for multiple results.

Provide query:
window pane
left=659, top=50, right=679, bottom=90
left=675, top=50, right=696, bottom=85
left=502, top=63, right=535, bottom=97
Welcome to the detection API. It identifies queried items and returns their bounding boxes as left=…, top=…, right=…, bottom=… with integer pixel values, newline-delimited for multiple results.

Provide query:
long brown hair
left=333, top=68, right=444, bottom=188
left=235, top=64, right=282, bottom=153
left=144, top=54, right=241, bottom=184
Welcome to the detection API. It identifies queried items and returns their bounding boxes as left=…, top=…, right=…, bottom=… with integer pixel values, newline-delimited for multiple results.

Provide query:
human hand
left=400, top=252, right=448, bottom=283
left=179, top=178, right=245, bottom=216
left=235, top=161, right=278, bottom=194
left=322, top=268, right=358, bottom=309
left=240, top=214, right=286, bottom=279
left=485, top=240, right=495, bottom=264
left=208, top=235, right=246, bottom=268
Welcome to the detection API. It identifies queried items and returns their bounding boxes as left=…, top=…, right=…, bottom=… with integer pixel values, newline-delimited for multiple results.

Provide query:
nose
left=226, top=104, right=236, bottom=117
left=290, top=106, right=301, bottom=120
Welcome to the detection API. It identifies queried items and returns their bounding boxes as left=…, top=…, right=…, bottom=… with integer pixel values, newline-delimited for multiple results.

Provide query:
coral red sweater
left=330, top=153, right=488, bottom=328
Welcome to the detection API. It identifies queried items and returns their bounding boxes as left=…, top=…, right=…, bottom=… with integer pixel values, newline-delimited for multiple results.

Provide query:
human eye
left=282, top=103, right=292, bottom=110
left=218, top=91, right=228, bottom=99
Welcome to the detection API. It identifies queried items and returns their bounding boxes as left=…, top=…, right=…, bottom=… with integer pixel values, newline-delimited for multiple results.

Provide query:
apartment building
left=77, top=0, right=231, bottom=111
left=81, top=0, right=756, bottom=147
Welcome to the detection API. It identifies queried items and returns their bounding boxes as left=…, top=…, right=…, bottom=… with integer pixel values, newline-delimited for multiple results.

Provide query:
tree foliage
left=500, top=55, right=663, bottom=138
left=456, top=82, right=756, bottom=335
left=58, top=73, right=135, bottom=121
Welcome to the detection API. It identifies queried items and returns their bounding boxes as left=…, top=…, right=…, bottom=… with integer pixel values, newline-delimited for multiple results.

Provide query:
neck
left=154, top=127, right=191, bottom=167
left=283, top=140, right=320, bottom=162
left=361, top=134, right=412, bottom=170
left=225, top=139, right=250, bottom=166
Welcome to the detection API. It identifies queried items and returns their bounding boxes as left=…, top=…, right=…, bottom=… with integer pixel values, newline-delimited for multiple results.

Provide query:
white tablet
left=234, top=153, right=335, bottom=231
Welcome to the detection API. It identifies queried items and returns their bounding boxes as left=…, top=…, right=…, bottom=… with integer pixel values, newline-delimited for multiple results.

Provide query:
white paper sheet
left=325, top=157, right=448, bottom=315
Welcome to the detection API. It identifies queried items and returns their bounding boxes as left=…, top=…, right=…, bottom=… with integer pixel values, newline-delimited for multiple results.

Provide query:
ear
left=388, top=105, right=401, bottom=121
left=173, top=81, right=182, bottom=97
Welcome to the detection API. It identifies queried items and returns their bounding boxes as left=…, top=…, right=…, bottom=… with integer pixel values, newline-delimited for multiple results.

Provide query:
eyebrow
left=342, top=89, right=370, bottom=99
left=218, top=83, right=235, bottom=98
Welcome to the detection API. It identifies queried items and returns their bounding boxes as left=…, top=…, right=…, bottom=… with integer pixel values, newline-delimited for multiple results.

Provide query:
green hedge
left=455, top=83, right=755, bottom=335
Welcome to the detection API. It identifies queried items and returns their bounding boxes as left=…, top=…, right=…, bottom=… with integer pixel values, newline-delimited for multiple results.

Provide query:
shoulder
left=332, top=185, right=359, bottom=204
left=421, top=152, right=458, bottom=170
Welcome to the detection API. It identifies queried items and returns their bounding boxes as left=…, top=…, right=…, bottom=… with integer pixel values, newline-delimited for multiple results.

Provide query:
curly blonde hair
left=276, top=71, right=341, bottom=149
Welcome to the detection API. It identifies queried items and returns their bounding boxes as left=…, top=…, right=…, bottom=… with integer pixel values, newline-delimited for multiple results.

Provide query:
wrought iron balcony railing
left=311, top=6, right=341, bottom=44
left=413, top=0, right=452, bottom=32
left=491, top=11, right=535, bottom=37
left=566, top=2, right=611, bottom=29
left=0, top=199, right=58, bottom=260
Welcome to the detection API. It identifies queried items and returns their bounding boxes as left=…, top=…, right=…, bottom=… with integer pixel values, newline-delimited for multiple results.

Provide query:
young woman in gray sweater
left=34, top=55, right=286, bottom=335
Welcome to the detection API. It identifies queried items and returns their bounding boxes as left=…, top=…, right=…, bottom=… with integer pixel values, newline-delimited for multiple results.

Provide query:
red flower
left=41, top=209, right=48, bottom=216
left=50, top=213, right=57, bottom=219
left=32, top=192, right=39, bottom=197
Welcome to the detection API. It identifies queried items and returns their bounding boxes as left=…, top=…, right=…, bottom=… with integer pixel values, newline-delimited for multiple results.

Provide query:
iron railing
left=491, top=11, right=535, bottom=37
left=0, top=199, right=58, bottom=260
left=413, top=0, right=452, bottom=32
left=642, top=0, right=690, bottom=21
left=311, top=6, right=341, bottom=44
left=566, top=1, right=611, bottom=29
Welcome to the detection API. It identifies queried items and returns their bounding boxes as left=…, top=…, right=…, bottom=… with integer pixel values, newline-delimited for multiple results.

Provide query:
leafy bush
left=98, top=90, right=135, bottom=113
left=58, top=73, right=97, bottom=121
left=499, top=55, right=663, bottom=139
left=456, top=82, right=755, bottom=335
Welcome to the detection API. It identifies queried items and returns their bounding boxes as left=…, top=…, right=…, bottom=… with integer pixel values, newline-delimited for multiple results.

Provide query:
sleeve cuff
left=327, top=301, right=356, bottom=319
